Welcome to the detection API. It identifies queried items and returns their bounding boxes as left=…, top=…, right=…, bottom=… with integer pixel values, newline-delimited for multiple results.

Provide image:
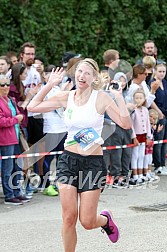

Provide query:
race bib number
left=74, top=127, right=103, bottom=151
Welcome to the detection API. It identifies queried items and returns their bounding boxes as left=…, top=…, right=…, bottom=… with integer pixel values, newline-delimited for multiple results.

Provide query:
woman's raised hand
left=47, top=67, right=65, bottom=87
left=150, top=79, right=161, bottom=93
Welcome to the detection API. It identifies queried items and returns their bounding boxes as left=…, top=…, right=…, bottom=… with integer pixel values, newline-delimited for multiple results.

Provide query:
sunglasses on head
left=157, top=61, right=166, bottom=65
left=0, top=83, right=10, bottom=87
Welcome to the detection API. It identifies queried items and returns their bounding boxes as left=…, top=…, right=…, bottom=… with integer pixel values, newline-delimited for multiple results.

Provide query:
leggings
left=131, top=145, right=145, bottom=169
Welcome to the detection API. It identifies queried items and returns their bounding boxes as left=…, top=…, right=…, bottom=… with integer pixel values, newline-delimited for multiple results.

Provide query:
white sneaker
left=154, top=166, right=163, bottom=174
left=137, top=178, right=145, bottom=185
left=149, top=172, right=159, bottom=181
left=160, top=166, right=167, bottom=175
left=142, top=176, right=149, bottom=182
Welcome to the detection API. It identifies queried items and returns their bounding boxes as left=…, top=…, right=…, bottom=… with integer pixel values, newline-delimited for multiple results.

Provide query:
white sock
left=133, top=175, right=138, bottom=180
left=138, top=174, right=143, bottom=179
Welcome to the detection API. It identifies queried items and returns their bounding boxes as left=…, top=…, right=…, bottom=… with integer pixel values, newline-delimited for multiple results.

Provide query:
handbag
left=19, top=128, right=29, bottom=152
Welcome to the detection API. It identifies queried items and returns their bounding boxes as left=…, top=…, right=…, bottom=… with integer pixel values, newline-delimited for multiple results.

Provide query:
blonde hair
left=66, top=57, right=83, bottom=78
left=77, top=58, right=103, bottom=90
left=155, top=63, right=166, bottom=70
left=149, top=109, right=159, bottom=123
left=143, top=56, right=156, bottom=69
left=80, top=58, right=99, bottom=72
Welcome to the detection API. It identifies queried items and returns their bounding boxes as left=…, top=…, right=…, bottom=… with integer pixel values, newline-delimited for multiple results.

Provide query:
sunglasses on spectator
left=0, top=83, right=10, bottom=87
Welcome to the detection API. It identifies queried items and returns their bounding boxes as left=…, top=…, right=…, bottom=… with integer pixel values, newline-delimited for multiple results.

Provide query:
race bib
left=74, top=127, right=104, bottom=151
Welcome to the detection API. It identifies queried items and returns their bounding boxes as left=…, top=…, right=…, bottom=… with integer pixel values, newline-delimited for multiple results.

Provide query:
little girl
left=143, top=109, right=162, bottom=181
left=130, top=90, right=152, bottom=186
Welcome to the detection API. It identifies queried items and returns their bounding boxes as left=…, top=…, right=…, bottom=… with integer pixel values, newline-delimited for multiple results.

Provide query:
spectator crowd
left=0, top=39, right=167, bottom=205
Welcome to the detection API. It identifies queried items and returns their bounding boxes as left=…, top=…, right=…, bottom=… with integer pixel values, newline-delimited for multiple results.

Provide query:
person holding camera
left=103, top=72, right=133, bottom=187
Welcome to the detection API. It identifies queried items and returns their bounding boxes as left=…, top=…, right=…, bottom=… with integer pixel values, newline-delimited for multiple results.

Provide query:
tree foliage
left=0, top=0, right=167, bottom=66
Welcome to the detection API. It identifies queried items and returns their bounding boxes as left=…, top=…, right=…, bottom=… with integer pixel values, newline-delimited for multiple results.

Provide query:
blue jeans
left=1, top=145, right=15, bottom=199
left=0, top=144, right=23, bottom=199
left=12, top=144, right=23, bottom=197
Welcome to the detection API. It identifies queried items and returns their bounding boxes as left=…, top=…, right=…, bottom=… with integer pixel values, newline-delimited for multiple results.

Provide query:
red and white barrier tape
left=0, top=139, right=167, bottom=160
left=0, top=151, right=63, bottom=160
left=103, top=139, right=167, bottom=150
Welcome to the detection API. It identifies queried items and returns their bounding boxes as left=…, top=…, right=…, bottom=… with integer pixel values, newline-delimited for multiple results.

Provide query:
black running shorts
left=56, top=150, right=107, bottom=193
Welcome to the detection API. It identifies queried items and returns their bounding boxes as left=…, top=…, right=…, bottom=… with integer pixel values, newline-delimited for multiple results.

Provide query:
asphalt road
left=0, top=173, right=167, bottom=252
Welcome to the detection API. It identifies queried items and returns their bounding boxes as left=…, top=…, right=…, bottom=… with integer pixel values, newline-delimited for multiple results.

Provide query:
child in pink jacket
left=130, top=90, right=151, bottom=186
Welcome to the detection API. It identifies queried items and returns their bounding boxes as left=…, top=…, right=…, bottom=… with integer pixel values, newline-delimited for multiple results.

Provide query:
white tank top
left=64, top=90, right=104, bottom=144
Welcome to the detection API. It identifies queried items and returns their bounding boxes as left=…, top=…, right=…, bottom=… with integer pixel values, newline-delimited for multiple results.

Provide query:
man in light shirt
left=18, top=42, right=43, bottom=193
left=19, top=42, right=41, bottom=89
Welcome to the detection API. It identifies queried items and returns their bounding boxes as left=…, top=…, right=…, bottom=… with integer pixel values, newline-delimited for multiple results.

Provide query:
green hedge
left=0, top=0, right=167, bottom=67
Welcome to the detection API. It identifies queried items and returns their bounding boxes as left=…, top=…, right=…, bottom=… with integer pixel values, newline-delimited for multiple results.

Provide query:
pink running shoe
left=100, top=210, right=119, bottom=243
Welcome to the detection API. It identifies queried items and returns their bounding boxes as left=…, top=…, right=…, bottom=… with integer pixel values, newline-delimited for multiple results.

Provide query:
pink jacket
left=131, top=106, right=151, bottom=139
left=0, top=97, right=20, bottom=146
